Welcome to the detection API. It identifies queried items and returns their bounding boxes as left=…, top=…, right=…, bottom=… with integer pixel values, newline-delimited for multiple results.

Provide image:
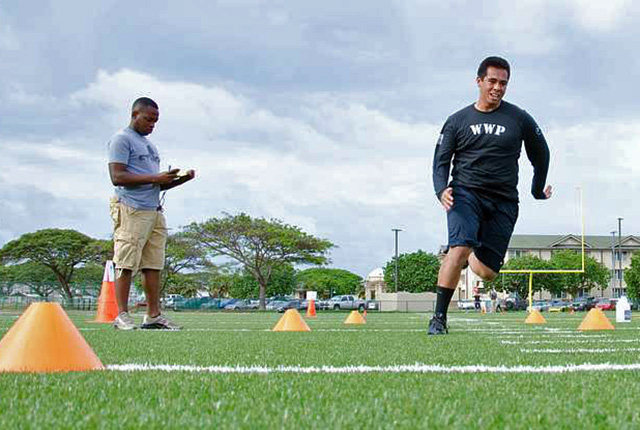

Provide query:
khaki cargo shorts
left=110, top=197, right=167, bottom=273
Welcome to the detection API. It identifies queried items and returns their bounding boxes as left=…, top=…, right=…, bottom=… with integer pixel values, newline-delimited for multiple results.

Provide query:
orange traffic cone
left=344, top=310, right=366, bottom=325
left=92, top=260, right=118, bottom=323
left=306, top=299, right=317, bottom=318
left=525, top=310, right=546, bottom=324
left=363, top=308, right=367, bottom=319
left=0, top=302, right=104, bottom=373
left=273, top=309, right=311, bottom=332
left=578, top=308, right=615, bottom=331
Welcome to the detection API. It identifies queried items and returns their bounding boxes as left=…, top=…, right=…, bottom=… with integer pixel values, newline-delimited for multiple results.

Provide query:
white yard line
left=520, top=348, right=640, bottom=354
left=498, top=334, right=611, bottom=339
left=76, top=328, right=426, bottom=332
left=503, top=339, right=640, bottom=345
left=107, top=362, right=640, bottom=374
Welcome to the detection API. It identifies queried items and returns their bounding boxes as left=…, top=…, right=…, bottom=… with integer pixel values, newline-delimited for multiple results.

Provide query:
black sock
left=435, top=286, right=455, bottom=318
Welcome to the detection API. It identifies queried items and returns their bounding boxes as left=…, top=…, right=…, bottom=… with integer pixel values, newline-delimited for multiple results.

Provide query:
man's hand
left=159, top=169, right=196, bottom=191
left=439, top=187, right=454, bottom=211
left=544, top=185, right=553, bottom=199
left=154, top=169, right=180, bottom=185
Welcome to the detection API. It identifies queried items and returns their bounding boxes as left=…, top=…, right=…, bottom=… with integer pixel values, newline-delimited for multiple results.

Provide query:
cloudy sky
left=1, top=0, right=639, bottom=277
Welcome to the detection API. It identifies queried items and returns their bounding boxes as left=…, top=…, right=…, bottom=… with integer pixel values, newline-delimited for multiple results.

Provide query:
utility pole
left=392, top=228, right=402, bottom=292
left=618, top=217, right=624, bottom=293
left=610, top=231, right=616, bottom=296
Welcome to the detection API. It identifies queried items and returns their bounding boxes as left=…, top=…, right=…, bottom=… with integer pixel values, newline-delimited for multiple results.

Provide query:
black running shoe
left=141, top=313, right=181, bottom=330
left=428, top=314, right=448, bottom=335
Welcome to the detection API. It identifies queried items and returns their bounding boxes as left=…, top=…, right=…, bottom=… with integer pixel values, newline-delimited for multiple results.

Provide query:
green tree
left=184, top=213, right=333, bottom=309
left=229, top=264, right=297, bottom=299
left=0, top=262, right=58, bottom=298
left=625, top=252, right=640, bottom=301
left=163, top=232, right=210, bottom=294
left=549, top=250, right=610, bottom=298
left=295, top=267, right=362, bottom=298
left=0, top=229, right=106, bottom=298
left=382, top=250, right=440, bottom=293
left=166, top=272, right=210, bottom=298
left=69, top=263, right=105, bottom=296
left=484, top=254, right=555, bottom=299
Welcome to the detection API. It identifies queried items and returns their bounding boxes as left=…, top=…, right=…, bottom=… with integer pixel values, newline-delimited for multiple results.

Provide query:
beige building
left=455, top=234, right=640, bottom=299
left=365, top=266, right=462, bottom=310
left=364, top=268, right=386, bottom=300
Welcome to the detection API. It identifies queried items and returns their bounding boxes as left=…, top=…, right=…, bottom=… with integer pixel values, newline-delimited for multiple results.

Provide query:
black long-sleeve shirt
left=432, top=101, right=550, bottom=202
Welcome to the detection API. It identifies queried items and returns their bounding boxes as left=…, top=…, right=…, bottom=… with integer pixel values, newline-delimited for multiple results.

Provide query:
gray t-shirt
left=107, top=127, right=161, bottom=210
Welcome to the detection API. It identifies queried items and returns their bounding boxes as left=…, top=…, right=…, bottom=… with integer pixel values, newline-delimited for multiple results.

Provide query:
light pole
left=618, top=217, right=624, bottom=292
left=610, top=231, right=617, bottom=295
left=392, top=228, right=402, bottom=292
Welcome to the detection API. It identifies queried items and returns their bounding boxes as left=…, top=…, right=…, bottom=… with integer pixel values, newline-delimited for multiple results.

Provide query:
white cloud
left=568, top=0, right=631, bottom=31
left=0, top=17, right=18, bottom=51
left=3, top=67, right=640, bottom=274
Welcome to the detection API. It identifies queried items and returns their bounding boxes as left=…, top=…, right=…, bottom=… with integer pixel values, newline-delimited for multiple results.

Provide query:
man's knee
left=469, top=253, right=498, bottom=281
left=480, top=270, right=498, bottom=282
left=446, top=246, right=472, bottom=265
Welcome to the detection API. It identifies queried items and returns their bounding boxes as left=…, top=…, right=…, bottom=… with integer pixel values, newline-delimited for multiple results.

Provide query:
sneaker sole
left=140, top=323, right=181, bottom=330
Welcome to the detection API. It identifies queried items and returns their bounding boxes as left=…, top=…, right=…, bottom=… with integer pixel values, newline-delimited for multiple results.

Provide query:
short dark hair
left=477, top=56, right=510, bottom=80
left=131, top=97, right=158, bottom=111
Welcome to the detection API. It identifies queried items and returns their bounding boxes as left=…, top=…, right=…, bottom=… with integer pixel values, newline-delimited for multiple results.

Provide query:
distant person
left=107, top=97, right=195, bottom=330
left=490, top=289, right=498, bottom=313
left=474, top=291, right=481, bottom=312
left=428, top=56, right=552, bottom=335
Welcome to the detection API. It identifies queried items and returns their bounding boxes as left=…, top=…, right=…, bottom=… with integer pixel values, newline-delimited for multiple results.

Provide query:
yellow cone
left=578, top=308, right=615, bottom=331
left=0, top=303, right=104, bottom=373
left=525, top=309, right=546, bottom=324
left=344, top=310, right=366, bottom=325
left=272, top=309, right=311, bottom=332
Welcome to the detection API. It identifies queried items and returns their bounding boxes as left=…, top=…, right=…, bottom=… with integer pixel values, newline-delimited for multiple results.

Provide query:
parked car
left=549, top=300, right=571, bottom=312
left=224, top=299, right=258, bottom=310
left=266, top=300, right=290, bottom=311
left=571, top=296, right=596, bottom=312
left=326, top=295, right=367, bottom=311
left=162, top=294, right=184, bottom=308
left=457, top=299, right=476, bottom=311
left=595, top=298, right=616, bottom=311
left=277, top=299, right=303, bottom=313
left=504, top=296, right=528, bottom=311
left=317, top=299, right=330, bottom=310
left=528, top=300, right=550, bottom=312
left=173, top=297, right=214, bottom=311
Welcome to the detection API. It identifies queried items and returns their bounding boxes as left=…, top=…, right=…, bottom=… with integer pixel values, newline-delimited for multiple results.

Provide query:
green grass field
left=1, top=309, right=640, bottom=429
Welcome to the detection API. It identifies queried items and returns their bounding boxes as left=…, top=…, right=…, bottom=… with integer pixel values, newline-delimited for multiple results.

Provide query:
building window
left=612, top=288, right=626, bottom=298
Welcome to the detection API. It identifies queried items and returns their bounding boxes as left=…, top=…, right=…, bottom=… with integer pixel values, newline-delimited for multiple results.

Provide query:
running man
left=107, top=97, right=195, bottom=330
left=429, top=57, right=552, bottom=335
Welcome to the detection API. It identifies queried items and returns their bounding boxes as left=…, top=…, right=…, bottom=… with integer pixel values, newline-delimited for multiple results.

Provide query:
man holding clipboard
left=107, top=97, right=195, bottom=330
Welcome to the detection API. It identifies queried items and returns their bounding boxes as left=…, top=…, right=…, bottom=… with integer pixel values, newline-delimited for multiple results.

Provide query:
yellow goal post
left=499, top=188, right=586, bottom=311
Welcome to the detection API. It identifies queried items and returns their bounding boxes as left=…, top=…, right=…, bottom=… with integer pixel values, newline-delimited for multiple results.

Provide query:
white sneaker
left=114, top=312, right=137, bottom=330
left=141, top=313, right=181, bottom=330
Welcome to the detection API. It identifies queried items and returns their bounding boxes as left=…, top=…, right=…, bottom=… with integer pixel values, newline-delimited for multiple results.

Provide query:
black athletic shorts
left=446, top=185, right=519, bottom=273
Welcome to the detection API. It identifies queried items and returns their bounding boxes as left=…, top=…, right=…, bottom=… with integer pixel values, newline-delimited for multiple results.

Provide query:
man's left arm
left=522, top=111, right=551, bottom=200
left=160, top=169, right=196, bottom=191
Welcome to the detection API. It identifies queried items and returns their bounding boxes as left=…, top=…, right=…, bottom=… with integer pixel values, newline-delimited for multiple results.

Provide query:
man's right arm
left=107, top=135, right=178, bottom=186
left=432, top=119, right=456, bottom=201
left=108, top=163, right=179, bottom=186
